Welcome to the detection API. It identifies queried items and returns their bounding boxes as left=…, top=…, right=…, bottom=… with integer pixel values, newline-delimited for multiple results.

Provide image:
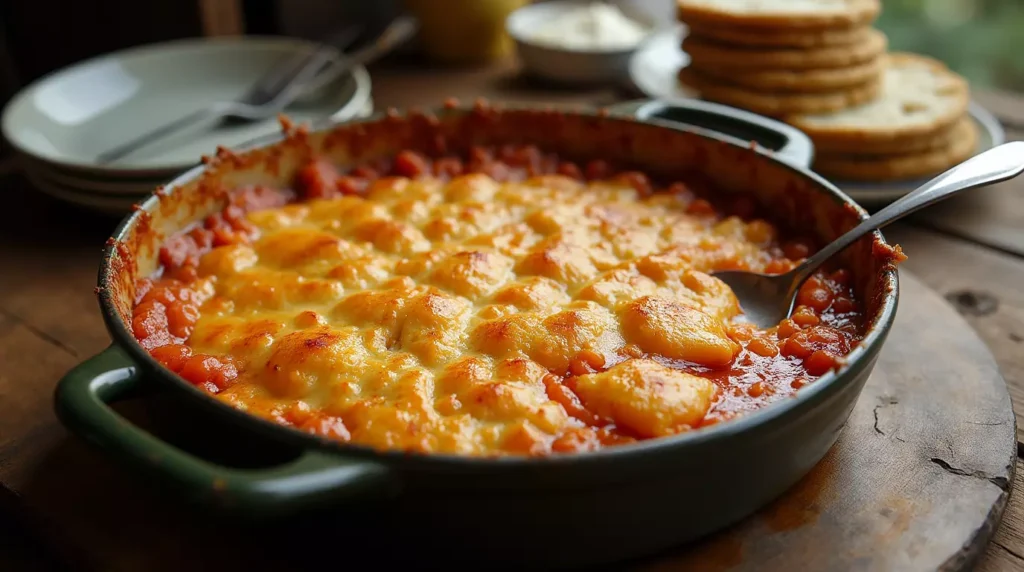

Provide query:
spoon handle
left=794, top=140, right=1024, bottom=281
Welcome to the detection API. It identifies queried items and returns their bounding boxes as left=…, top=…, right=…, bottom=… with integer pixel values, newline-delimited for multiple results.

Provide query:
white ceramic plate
left=628, top=26, right=1005, bottom=207
left=24, top=169, right=140, bottom=216
left=2, top=37, right=372, bottom=179
left=16, top=97, right=375, bottom=197
left=628, top=24, right=693, bottom=101
left=21, top=158, right=154, bottom=198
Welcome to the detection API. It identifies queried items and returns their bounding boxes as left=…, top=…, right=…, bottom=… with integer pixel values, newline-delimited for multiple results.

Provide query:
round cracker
left=678, top=67, right=881, bottom=117
left=677, top=0, right=880, bottom=30
left=813, top=118, right=977, bottom=181
left=689, top=55, right=883, bottom=93
left=812, top=116, right=965, bottom=156
left=686, top=22, right=870, bottom=48
left=787, top=53, right=970, bottom=150
left=682, top=28, right=887, bottom=70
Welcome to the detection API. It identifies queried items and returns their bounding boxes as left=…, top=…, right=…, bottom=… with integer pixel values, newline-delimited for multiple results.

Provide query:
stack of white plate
left=2, top=37, right=373, bottom=216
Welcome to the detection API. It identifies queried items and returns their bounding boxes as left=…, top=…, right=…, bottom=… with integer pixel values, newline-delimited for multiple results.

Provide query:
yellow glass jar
left=403, top=0, right=530, bottom=65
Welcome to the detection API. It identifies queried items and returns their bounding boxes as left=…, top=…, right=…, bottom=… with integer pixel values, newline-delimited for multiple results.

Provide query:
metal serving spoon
left=95, top=16, right=417, bottom=165
left=713, top=140, right=1024, bottom=329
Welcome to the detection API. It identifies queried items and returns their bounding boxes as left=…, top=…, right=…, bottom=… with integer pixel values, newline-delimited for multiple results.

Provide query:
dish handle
left=54, top=345, right=396, bottom=517
left=606, top=98, right=815, bottom=169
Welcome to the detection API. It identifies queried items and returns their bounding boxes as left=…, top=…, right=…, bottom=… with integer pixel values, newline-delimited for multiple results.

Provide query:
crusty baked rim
left=786, top=53, right=971, bottom=144
left=677, top=0, right=881, bottom=30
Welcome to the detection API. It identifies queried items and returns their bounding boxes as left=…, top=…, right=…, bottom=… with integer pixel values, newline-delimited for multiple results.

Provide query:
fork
left=94, top=25, right=362, bottom=165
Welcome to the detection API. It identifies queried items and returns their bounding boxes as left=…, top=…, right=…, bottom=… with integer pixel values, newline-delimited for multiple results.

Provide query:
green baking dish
left=54, top=98, right=899, bottom=569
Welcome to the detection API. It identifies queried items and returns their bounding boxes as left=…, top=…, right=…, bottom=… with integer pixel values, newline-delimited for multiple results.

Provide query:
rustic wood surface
left=0, top=262, right=1015, bottom=571
left=636, top=270, right=1017, bottom=572
left=1, top=59, right=1024, bottom=570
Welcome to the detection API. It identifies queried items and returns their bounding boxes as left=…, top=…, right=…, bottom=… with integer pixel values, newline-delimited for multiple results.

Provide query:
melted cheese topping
left=186, top=173, right=784, bottom=455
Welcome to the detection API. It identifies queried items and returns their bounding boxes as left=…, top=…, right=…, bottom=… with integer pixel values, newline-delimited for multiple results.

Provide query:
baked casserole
left=131, top=136, right=870, bottom=457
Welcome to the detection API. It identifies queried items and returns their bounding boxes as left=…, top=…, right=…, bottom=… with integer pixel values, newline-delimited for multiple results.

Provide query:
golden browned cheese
left=187, top=173, right=781, bottom=455
left=574, top=360, right=716, bottom=438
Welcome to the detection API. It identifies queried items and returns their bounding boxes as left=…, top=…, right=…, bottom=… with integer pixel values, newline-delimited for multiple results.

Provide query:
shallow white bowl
left=507, top=1, right=658, bottom=85
left=2, top=37, right=372, bottom=180
left=23, top=168, right=140, bottom=216
left=15, top=97, right=374, bottom=198
left=22, top=158, right=160, bottom=196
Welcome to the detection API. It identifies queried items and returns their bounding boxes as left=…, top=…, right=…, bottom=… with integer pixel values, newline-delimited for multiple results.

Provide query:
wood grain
left=977, top=458, right=1024, bottom=570
left=906, top=118, right=1024, bottom=257
left=886, top=226, right=1024, bottom=445
left=0, top=181, right=113, bottom=356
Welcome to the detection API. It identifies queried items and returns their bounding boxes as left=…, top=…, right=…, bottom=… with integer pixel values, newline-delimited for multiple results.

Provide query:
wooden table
left=2, top=59, right=1024, bottom=570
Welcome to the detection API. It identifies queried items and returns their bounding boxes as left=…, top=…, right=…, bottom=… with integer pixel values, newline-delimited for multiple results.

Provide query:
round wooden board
left=636, top=270, right=1018, bottom=571
left=0, top=270, right=1016, bottom=571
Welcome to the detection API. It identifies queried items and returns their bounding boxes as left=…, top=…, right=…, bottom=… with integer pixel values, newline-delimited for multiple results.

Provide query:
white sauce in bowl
left=526, top=3, right=650, bottom=51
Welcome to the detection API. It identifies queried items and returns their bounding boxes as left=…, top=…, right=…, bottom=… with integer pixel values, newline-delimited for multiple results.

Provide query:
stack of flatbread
left=678, top=0, right=887, bottom=117
left=789, top=53, right=973, bottom=181
left=677, top=0, right=976, bottom=181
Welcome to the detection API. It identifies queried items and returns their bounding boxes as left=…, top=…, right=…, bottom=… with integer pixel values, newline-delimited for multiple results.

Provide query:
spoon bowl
left=712, top=269, right=804, bottom=329
left=714, top=141, right=1024, bottom=328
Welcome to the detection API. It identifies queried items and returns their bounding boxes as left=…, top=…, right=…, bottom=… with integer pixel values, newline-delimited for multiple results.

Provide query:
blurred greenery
left=876, top=0, right=1024, bottom=92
